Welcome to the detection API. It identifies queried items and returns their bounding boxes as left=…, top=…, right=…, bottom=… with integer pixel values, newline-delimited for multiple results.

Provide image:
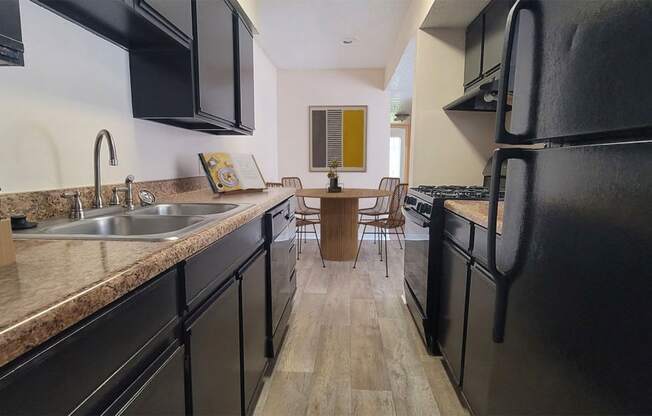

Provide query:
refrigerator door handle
left=496, top=0, right=533, bottom=144
left=488, top=147, right=528, bottom=343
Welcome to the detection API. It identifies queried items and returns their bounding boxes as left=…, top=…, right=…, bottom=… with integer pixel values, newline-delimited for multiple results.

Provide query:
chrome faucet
left=93, top=129, right=118, bottom=208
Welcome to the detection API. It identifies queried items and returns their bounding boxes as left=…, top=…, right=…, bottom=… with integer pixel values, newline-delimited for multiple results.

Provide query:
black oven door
left=403, top=207, right=431, bottom=312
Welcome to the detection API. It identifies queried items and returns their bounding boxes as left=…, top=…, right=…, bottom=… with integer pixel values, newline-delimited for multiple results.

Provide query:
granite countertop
left=0, top=188, right=294, bottom=368
left=444, top=200, right=505, bottom=234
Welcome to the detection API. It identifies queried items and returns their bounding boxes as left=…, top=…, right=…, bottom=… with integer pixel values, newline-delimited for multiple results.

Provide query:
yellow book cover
left=199, top=152, right=265, bottom=193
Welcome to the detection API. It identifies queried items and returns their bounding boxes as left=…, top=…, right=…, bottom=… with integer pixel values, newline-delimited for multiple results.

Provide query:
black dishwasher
left=264, top=199, right=296, bottom=359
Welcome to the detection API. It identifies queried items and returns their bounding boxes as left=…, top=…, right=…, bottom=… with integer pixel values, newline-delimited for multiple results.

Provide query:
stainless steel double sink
left=13, top=203, right=251, bottom=241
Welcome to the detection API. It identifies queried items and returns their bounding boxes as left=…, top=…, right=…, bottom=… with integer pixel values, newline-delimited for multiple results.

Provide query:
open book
left=199, top=152, right=266, bottom=193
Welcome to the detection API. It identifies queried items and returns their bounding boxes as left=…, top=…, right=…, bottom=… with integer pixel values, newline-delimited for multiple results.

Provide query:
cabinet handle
left=495, top=0, right=534, bottom=144
left=487, top=147, right=527, bottom=343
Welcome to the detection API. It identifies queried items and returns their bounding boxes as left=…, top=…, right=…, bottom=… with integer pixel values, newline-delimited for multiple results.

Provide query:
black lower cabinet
left=103, top=342, right=186, bottom=416
left=0, top=269, right=180, bottom=416
left=187, top=278, right=242, bottom=416
left=437, top=240, right=471, bottom=385
left=239, top=250, right=268, bottom=415
left=462, top=264, right=496, bottom=416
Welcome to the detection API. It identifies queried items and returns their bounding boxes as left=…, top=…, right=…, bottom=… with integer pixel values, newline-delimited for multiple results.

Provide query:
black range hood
left=0, top=0, right=24, bottom=66
left=443, top=78, right=510, bottom=112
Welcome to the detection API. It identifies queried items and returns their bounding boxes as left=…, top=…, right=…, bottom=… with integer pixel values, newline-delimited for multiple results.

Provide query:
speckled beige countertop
left=444, top=200, right=504, bottom=234
left=0, top=188, right=294, bottom=368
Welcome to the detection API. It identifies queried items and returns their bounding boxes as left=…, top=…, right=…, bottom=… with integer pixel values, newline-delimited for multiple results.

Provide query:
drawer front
left=444, top=211, right=473, bottom=252
left=0, top=269, right=180, bottom=416
left=270, top=200, right=291, bottom=239
left=472, top=225, right=503, bottom=269
left=185, top=217, right=263, bottom=309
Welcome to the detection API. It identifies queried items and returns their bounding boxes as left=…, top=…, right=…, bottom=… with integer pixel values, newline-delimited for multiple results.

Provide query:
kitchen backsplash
left=0, top=176, right=211, bottom=222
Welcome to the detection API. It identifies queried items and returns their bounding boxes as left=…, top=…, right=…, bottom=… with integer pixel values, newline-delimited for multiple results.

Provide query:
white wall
left=277, top=68, right=390, bottom=200
left=0, top=0, right=278, bottom=193
left=409, top=28, right=496, bottom=186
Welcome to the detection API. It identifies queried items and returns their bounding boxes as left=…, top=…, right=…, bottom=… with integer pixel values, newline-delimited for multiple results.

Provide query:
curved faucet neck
left=93, top=130, right=118, bottom=208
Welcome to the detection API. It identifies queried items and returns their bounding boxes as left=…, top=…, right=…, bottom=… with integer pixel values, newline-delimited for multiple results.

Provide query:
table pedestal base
left=320, top=197, right=358, bottom=261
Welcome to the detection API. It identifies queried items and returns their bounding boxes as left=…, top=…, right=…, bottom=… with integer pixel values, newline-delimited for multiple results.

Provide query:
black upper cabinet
left=463, top=0, right=514, bottom=90
left=195, top=0, right=236, bottom=124
left=482, top=0, right=512, bottom=76
left=134, top=0, right=193, bottom=42
left=0, top=0, right=24, bottom=66
left=236, top=14, right=255, bottom=131
left=34, top=0, right=191, bottom=49
left=463, top=15, right=483, bottom=88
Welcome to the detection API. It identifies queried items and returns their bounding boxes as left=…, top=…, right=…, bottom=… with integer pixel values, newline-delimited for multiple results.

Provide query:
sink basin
left=41, top=215, right=206, bottom=237
left=13, top=202, right=252, bottom=241
left=135, top=203, right=239, bottom=216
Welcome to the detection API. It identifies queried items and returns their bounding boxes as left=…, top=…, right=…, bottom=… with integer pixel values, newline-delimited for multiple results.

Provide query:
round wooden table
left=295, top=188, right=391, bottom=261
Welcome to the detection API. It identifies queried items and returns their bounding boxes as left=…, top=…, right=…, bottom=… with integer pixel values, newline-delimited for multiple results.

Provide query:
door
left=482, top=0, right=513, bottom=75
left=236, top=16, right=255, bottom=131
left=402, top=206, right=431, bottom=312
left=437, top=240, right=470, bottom=385
left=239, top=250, right=268, bottom=414
left=138, top=0, right=192, bottom=39
left=496, top=0, right=652, bottom=144
left=463, top=14, right=483, bottom=87
left=484, top=143, right=652, bottom=414
left=195, top=0, right=236, bottom=123
left=462, top=264, right=495, bottom=416
left=107, top=344, right=186, bottom=416
left=187, top=278, right=241, bottom=416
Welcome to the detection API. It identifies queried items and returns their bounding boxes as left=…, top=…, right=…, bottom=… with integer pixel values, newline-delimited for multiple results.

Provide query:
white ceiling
left=421, top=0, right=490, bottom=28
left=255, top=0, right=413, bottom=70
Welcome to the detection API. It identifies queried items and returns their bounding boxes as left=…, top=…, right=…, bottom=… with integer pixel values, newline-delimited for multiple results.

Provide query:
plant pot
left=328, top=177, right=341, bottom=193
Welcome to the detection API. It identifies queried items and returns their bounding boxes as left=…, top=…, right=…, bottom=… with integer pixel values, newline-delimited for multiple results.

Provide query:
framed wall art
left=309, top=105, right=367, bottom=172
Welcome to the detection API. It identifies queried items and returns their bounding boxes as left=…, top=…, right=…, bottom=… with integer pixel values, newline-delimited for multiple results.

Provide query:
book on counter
left=199, top=152, right=266, bottom=193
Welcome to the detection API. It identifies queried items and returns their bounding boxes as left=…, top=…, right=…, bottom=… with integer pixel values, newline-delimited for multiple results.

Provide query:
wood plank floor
left=254, top=238, right=469, bottom=416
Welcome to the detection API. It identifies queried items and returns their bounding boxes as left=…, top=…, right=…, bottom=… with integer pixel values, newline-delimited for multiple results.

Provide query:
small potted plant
left=327, top=159, right=342, bottom=193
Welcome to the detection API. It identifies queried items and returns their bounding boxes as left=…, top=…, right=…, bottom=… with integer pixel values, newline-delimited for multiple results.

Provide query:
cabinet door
left=462, top=264, right=496, bottom=416
left=140, top=0, right=192, bottom=39
left=106, top=344, right=186, bottom=416
left=195, top=0, right=236, bottom=123
left=482, top=0, right=513, bottom=75
left=187, top=279, right=241, bottom=416
left=236, top=16, right=255, bottom=131
left=463, top=14, right=483, bottom=87
left=437, top=240, right=470, bottom=385
left=240, top=250, right=268, bottom=414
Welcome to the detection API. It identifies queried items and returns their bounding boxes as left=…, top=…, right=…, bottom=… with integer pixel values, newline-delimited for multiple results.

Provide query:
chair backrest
left=371, top=177, right=400, bottom=212
left=281, top=177, right=311, bottom=212
left=266, top=182, right=283, bottom=188
left=386, top=183, right=409, bottom=227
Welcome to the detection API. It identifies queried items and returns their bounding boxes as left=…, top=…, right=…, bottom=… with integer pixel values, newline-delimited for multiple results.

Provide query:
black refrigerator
left=465, top=1, right=652, bottom=415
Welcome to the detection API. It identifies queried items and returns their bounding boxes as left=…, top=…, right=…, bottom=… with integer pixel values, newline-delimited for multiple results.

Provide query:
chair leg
left=384, top=228, right=389, bottom=278
left=373, top=215, right=377, bottom=245
left=312, top=224, right=326, bottom=268
left=353, top=224, right=366, bottom=269
left=395, top=227, right=403, bottom=250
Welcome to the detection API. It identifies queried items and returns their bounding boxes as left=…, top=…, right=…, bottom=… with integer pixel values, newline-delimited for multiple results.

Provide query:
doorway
left=389, top=123, right=411, bottom=181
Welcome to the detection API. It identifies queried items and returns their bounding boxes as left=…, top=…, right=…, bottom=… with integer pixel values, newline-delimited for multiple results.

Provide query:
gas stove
left=405, top=185, right=494, bottom=220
